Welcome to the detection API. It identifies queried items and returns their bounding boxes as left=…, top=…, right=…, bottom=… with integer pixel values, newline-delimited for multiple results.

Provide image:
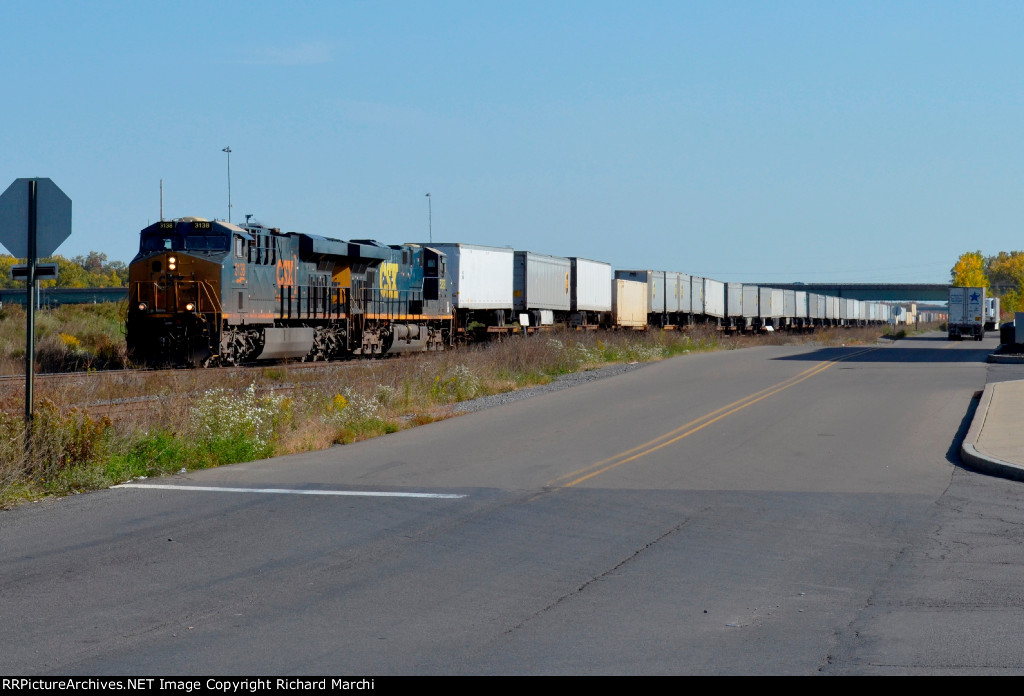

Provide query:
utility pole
left=425, top=192, right=432, bottom=243
left=222, top=146, right=232, bottom=223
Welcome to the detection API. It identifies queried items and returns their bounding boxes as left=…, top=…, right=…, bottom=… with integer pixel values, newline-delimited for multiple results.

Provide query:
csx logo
left=276, top=258, right=296, bottom=287
left=379, top=262, right=399, bottom=299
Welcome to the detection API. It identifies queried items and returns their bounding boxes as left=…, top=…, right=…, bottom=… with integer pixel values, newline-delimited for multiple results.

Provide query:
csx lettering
left=277, top=258, right=295, bottom=287
left=379, top=261, right=399, bottom=299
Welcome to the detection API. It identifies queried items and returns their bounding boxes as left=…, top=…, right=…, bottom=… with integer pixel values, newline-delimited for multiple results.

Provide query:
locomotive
left=126, top=218, right=454, bottom=366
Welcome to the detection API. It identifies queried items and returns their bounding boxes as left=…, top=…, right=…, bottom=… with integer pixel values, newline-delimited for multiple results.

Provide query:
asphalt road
left=3, top=332, right=1021, bottom=675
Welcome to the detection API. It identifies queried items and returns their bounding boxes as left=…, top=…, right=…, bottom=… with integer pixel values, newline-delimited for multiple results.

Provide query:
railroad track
left=0, top=353, right=403, bottom=384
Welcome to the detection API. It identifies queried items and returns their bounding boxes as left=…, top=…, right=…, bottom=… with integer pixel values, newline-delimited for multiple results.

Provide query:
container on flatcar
left=514, top=251, right=571, bottom=323
left=783, top=290, right=797, bottom=321
left=663, top=271, right=683, bottom=315
left=570, top=257, right=612, bottom=314
left=742, top=285, right=759, bottom=320
left=839, top=298, right=853, bottom=323
left=690, top=275, right=705, bottom=316
left=425, top=243, right=513, bottom=312
left=703, top=278, right=725, bottom=320
left=726, top=283, right=744, bottom=322
left=759, top=287, right=784, bottom=320
left=615, top=270, right=666, bottom=323
left=790, top=290, right=806, bottom=329
left=806, top=293, right=820, bottom=323
left=612, top=279, right=648, bottom=327
left=673, top=272, right=692, bottom=319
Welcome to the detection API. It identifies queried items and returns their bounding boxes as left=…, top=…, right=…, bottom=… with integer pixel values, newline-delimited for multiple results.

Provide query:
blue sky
left=2, top=1, right=1022, bottom=282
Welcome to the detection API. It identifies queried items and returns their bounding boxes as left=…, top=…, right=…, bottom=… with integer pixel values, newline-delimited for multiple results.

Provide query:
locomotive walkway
left=961, top=378, right=1024, bottom=482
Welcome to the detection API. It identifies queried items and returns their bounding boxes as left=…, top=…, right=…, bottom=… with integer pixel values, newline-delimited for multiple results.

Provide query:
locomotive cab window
left=141, top=233, right=181, bottom=252
left=424, top=251, right=439, bottom=277
left=235, top=236, right=246, bottom=258
left=185, top=234, right=229, bottom=252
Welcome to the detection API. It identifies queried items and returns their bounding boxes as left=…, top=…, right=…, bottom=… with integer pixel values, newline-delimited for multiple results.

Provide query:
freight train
left=125, top=217, right=893, bottom=366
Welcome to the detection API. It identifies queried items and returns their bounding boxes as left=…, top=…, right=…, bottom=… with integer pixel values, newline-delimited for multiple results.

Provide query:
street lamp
left=222, top=146, right=232, bottom=223
left=425, top=192, right=432, bottom=243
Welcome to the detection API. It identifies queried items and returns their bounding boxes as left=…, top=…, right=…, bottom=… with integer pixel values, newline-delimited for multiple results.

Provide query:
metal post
left=223, top=147, right=232, bottom=223
left=25, top=180, right=37, bottom=453
left=425, top=192, right=432, bottom=243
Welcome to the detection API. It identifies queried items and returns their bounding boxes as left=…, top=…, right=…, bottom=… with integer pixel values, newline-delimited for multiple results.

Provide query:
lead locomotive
left=126, top=218, right=453, bottom=366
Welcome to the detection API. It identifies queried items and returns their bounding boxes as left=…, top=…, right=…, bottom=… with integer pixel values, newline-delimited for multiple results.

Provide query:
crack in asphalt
left=501, top=512, right=703, bottom=637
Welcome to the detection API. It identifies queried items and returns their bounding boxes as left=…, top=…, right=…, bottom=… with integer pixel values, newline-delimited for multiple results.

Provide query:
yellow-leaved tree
left=951, top=251, right=989, bottom=288
left=988, top=250, right=1024, bottom=313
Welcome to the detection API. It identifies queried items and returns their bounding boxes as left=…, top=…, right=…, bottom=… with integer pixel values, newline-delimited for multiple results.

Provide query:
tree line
left=951, top=250, right=1024, bottom=313
left=0, top=252, right=127, bottom=289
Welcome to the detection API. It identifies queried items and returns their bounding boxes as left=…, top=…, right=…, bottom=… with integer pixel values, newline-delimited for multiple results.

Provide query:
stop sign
left=0, top=178, right=72, bottom=258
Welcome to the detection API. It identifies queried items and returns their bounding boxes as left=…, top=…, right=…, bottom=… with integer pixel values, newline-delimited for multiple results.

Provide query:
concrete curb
left=986, top=353, right=1024, bottom=364
left=960, top=382, right=1024, bottom=483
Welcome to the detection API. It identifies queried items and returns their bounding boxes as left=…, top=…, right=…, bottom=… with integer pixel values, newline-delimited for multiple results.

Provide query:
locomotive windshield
left=141, top=232, right=181, bottom=251
left=184, top=234, right=229, bottom=251
left=140, top=230, right=229, bottom=252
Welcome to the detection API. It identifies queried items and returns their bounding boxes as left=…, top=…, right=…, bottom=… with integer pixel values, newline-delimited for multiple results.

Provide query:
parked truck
left=948, top=286, right=986, bottom=340
left=985, top=296, right=1001, bottom=332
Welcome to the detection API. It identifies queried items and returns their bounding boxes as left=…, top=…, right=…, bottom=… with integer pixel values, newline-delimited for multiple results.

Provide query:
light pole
left=425, top=192, right=432, bottom=243
left=222, top=146, right=232, bottom=223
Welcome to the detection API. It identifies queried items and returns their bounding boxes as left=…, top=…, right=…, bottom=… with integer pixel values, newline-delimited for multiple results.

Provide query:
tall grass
left=0, top=302, right=128, bottom=373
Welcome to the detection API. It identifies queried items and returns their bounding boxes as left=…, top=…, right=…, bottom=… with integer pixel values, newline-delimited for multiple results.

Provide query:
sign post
left=26, top=180, right=37, bottom=436
left=0, top=178, right=72, bottom=455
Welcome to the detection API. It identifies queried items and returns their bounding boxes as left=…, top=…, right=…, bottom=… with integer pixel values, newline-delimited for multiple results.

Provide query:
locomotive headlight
left=185, top=302, right=195, bottom=312
left=168, top=256, right=177, bottom=264
left=137, top=302, right=148, bottom=312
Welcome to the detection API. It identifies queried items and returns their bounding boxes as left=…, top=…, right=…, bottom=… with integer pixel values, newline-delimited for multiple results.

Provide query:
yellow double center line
left=550, top=346, right=879, bottom=488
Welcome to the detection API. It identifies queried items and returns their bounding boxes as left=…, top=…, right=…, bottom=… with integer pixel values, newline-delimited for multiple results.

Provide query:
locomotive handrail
left=130, top=280, right=222, bottom=315
left=279, top=284, right=347, bottom=320
left=194, top=280, right=223, bottom=315
left=356, top=287, right=423, bottom=319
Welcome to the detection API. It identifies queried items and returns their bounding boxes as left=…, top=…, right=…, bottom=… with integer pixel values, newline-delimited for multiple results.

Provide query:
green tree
left=0, top=252, right=129, bottom=289
left=72, top=251, right=108, bottom=274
